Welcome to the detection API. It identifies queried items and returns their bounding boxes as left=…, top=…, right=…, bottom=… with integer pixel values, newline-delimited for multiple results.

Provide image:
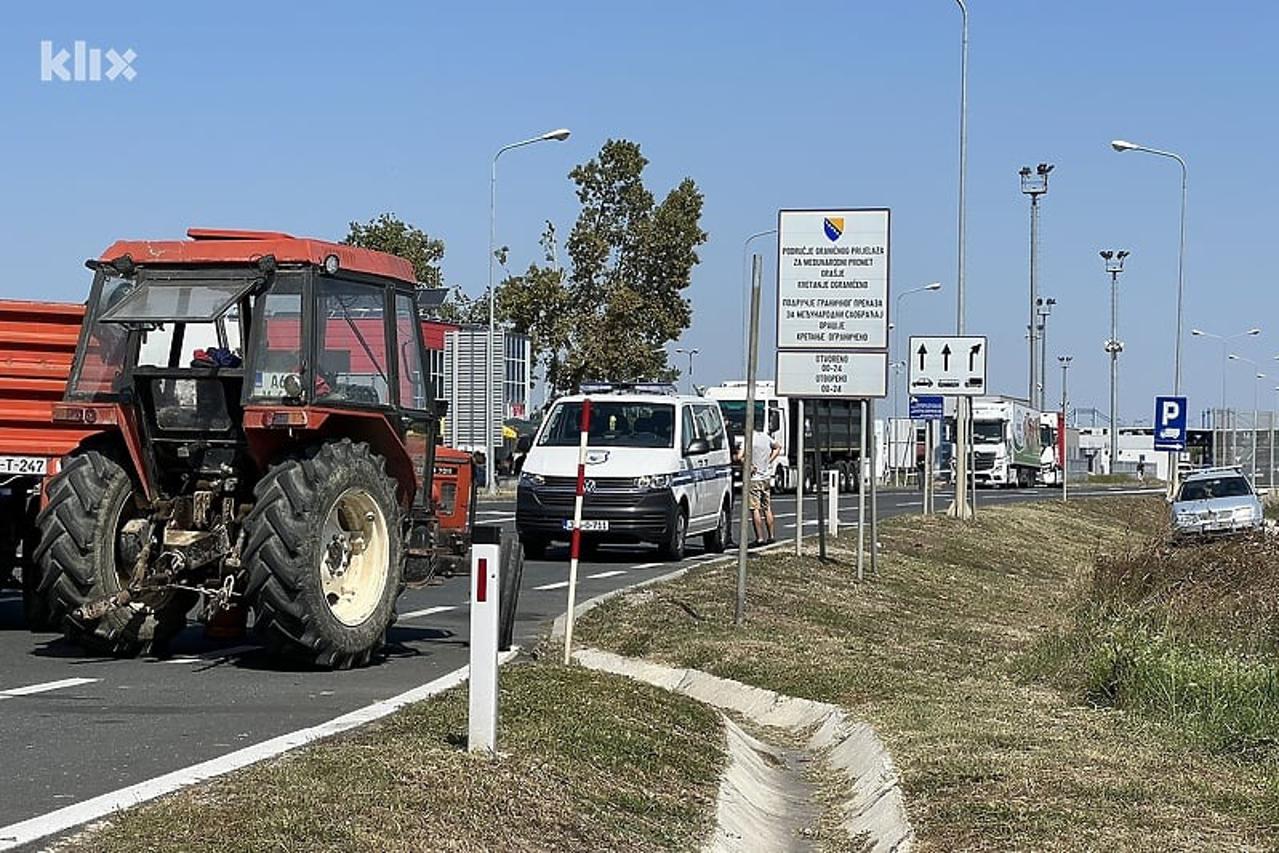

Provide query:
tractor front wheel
left=35, top=451, right=193, bottom=655
left=243, top=440, right=403, bottom=669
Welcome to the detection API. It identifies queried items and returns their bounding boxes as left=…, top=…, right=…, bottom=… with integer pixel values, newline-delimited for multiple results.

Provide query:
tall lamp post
left=949, top=0, right=971, bottom=520
left=1228, top=353, right=1265, bottom=484
left=488, top=128, right=571, bottom=494
left=1190, top=326, right=1261, bottom=466
left=674, top=347, right=700, bottom=394
left=1036, top=296, right=1056, bottom=409
left=1019, top=163, right=1053, bottom=408
left=892, top=282, right=941, bottom=485
left=1058, top=355, right=1072, bottom=501
left=1112, top=139, right=1188, bottom=490
left=741, top=229, right=778, bottom=376
left=1100, top=250, right=1128, bottom=472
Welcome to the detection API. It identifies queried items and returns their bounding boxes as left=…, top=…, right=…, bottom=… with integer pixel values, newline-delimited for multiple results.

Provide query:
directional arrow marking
left=916, top=343, right=928, bottom=370
left=941, top=344, right=952, bottom=371
left=968, top=342, right=982, bottom=371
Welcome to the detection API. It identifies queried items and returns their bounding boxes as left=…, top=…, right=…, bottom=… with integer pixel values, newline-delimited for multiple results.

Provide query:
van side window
left=682, top=406, right=700, bottom=452
left=696, top=405, right=725, bottom=451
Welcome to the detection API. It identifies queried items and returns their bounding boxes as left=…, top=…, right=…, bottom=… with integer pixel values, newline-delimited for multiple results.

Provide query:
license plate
left=0, top=455, right=47, bottom=476
left=563, top=519, right=609, bottom=532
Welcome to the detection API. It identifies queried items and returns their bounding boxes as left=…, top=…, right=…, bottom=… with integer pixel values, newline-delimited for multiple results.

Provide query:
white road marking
left=586, top=570, right=627, bottom=579
left=162, top=644, right=261, bottom=665
left=398, top=605, right=457, bottom=621
left=477, top=511, right=516, bottom=519
left=533, top=580, right=570, bottom=591
left=630, top=562, right=662, bottom=570
left=0, top=652, right=519, bottom=851
left=0, top=677, right=100, bottom=699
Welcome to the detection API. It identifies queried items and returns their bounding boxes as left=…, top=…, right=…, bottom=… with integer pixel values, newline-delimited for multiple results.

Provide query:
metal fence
left=1207, top=409, right=1279, bottom=486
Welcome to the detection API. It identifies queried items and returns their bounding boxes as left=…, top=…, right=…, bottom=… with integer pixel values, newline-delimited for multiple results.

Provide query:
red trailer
left=0, top=300, right=99, bottom=624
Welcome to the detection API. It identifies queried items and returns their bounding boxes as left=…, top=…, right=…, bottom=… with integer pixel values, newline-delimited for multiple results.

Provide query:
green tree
left=497, top=139, right=706, bottom=394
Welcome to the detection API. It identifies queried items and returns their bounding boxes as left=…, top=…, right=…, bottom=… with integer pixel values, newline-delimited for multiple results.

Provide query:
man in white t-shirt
left=736, top=425, right=781, bottom=545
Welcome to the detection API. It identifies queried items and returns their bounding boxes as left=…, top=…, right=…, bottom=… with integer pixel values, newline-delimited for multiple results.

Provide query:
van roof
left=550, top=392, right=709, bottom=406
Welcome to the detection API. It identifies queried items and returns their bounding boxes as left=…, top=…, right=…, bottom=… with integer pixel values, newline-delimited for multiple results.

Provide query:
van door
left=680, top=404, right=710, bottom=527
left=697, top=404, right=730, bottom=518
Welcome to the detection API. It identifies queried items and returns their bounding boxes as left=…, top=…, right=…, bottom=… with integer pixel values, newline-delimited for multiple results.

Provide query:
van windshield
left=538, top=401, right=675, bottom=448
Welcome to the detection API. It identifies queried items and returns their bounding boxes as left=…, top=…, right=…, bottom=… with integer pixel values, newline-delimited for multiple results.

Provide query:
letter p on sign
left=1153, top=395, right=1188, bottom=451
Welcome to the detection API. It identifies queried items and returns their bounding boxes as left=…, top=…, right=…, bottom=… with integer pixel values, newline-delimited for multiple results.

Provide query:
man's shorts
left=749, top=480, right=771, bottom=512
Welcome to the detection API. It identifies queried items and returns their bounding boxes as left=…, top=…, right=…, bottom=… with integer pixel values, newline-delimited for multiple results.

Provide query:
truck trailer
left=971, top=395, right=1042, bottom=488
left=705, top=381, right=865, bottom=493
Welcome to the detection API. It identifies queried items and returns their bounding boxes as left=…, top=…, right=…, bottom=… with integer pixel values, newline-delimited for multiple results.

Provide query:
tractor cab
left=42, top=229, right=473, bottom=668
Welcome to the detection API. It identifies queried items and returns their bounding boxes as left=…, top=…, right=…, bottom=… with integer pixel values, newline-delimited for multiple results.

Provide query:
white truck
left=704, top=381, right=867, bottom=493
left=971, top=396, right=1043, bottom=488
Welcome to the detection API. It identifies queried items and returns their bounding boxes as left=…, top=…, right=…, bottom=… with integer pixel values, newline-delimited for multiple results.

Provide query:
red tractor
left=35, top=228, right=475, bottom=667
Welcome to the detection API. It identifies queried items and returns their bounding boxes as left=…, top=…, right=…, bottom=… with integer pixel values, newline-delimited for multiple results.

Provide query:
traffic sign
left=907, top=335, right=988, bottom=396
left=1153, top=395, right=1187, bottom=451
left=909, top=395, right=944, bottom=420
left=776, top=208, right=890, bottom=351
left=775, top=350, right=887, bottom=398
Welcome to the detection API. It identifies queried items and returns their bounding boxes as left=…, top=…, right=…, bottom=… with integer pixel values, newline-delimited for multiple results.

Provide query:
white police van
left=516, top=383, right=733, bottom=561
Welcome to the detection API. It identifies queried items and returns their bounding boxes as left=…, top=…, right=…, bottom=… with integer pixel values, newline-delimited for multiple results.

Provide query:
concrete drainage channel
left=574, top=648, right=913, bottom=852
left=556, top=544, right=913, bottom=852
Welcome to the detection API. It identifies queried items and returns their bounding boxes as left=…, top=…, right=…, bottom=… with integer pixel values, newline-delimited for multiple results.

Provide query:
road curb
left=574, top=647, right=914, bottom=852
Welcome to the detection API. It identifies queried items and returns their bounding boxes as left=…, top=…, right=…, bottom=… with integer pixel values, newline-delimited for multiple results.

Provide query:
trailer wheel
left=35, top=452, right=194, bottom=655
left=243, top=440, right=403, bottom=669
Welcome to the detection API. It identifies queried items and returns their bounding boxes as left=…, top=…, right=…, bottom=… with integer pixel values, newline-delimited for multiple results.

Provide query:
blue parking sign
left=1153, top=395, right=1187, bottom=451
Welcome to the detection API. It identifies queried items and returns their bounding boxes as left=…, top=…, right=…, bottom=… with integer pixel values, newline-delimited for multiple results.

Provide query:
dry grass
left=60, top=663, right=723, bottom=853
left=576, top=498, right=1279, bottom=850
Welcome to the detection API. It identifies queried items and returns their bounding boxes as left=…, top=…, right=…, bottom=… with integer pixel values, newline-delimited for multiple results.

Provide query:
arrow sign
left=941, top=344, right=952, bottom=371
left=908, top=335, right=988, bottom=397
left=916, top=343, right=928, bottom=370
left=968, top=342, right=982, bottom=371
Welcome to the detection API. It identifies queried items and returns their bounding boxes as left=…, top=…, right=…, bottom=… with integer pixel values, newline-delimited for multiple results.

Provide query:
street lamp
left=1036, top=296, right=1056, bottom=409
left=1112, top=138, right=1188, bottom=492
left=488, top=127, right=571, bottom=494
left=1191, top=327, right=1261, bottom=466
left=1100, top=250, right=1128, bottom=473
left=1058, top=355, right=1072, bottom=501
left=741, top=229, right=778, bottom=376
left=948, top=0, right=972, bottom=521
left=674, top=347, right=700, bottom=394
left=1020, top=163, right=1053, bottom=409
left=1228, top=353, right=1264, bottom=484
left=891, top=282, right=941, bottom=487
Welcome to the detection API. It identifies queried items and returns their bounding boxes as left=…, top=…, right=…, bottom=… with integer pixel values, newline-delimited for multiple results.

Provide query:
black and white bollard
left=468, top=525, right=501, bottom=754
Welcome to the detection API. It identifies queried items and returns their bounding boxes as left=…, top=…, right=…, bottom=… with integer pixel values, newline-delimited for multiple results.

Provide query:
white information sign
left=907, top=335, right=988, bottom=396
left=776, top=350, right=887, bottom=398
left=777, top=208, right=890, bottom=351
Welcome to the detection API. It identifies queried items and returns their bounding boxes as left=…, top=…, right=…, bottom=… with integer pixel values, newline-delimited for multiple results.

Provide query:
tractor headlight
left=519, top=471, right=545, bottom=488
left=637, top=473, right=672, bottom=490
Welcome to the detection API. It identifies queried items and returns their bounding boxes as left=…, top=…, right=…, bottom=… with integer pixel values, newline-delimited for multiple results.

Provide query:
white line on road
left=586, top=570, right=627, bottom=579
left=0, top=677, right=100, bottom=699
left=0, top=652, right=519, bottom=851
left=533, top=580, right=570, bottom=591
left=398, top=605, right=457, bottom=621
left=630, top=562, right=662, bottom=570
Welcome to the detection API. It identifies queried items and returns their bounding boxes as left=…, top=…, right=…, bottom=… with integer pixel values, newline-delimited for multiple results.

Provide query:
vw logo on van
left=584, top=479, right=598, bottom=493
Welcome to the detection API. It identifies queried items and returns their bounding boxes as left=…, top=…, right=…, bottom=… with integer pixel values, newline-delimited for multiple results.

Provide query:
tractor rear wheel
left=35, top=451, right=194, bottom=655
left=243, top=440, right=403, bottom=669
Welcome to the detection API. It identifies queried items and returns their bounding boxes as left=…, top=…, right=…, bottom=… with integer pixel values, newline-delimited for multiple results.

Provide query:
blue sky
left=1, top=1, right=1276, bottom=424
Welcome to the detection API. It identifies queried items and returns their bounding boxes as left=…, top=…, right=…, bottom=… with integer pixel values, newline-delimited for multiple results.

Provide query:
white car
left=516, top=385, right=733, bottom=560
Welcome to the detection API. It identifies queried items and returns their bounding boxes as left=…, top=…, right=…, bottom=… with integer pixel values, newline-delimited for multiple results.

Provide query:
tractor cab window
left=248, top=281, right=304, bottom=399
left=315, top=279, right=390, bottom=406
left=68, top=273, right=134, bottom=399
left=395, top=292, right=428, bottom=409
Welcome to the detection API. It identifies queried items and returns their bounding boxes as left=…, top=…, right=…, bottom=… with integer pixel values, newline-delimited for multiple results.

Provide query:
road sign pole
left=869, top=397, right=879, bottom=576
left=795, top=398, right=805, bottom=556
left=736, top=254, right=763, bottom=626
left=815, top=407, right=827, bottom=563
left=856, top=400, right=867, bottom=582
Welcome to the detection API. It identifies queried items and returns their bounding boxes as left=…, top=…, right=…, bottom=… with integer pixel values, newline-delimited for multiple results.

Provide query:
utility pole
left=1020, top=164, right=1052, bottom=409
left=1100, top=250, right=1128, bottom=472
left=949, top=0, right=972, bottom=521
left=1036, top=297, right=1055, bottom=410
left=1059, top=355, right=1072, bottom=501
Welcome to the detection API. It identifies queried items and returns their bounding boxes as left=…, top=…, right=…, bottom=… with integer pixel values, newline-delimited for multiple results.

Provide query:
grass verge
left=575, top=498, right=1279, bottom=850
left=60, top=663, right=723, bottom=853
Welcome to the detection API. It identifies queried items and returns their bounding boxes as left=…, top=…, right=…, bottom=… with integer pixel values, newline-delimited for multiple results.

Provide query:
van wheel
left=659, top=506, right=688, bottom=562
left=702, top=499, right=729, bottom=553
left=519, top=533, right=548, bottom=560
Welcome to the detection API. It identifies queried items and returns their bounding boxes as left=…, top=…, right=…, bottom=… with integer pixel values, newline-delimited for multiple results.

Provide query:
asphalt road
left=0, top=484, right=1150, bottom=848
